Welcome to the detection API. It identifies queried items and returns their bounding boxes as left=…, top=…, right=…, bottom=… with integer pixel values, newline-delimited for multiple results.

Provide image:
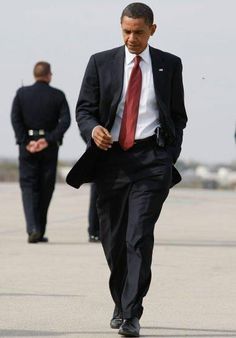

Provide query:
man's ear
left=150, top=24, right=157, bottom=36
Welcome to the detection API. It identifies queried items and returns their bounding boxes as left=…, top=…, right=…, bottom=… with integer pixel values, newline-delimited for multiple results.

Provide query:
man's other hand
left=92, top=126, right=112, bottom=151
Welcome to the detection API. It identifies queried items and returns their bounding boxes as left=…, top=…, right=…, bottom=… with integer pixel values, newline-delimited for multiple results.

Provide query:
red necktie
left=119, top=55, right=142, bottom=150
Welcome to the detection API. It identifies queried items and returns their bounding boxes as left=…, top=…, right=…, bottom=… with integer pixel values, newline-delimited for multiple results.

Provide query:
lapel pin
left=158, top=68, right=164, bottom=71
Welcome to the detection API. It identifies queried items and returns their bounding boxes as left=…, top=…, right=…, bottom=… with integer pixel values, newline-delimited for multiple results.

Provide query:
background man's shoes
left=118, top=317, right=140, bottom=337
left=110, top=306, right=123, bottom=329
left=38, top=237, right=49, bottom=243
left=89, top=235, right=100, bottom=243
left=28, top=232, right=41, bottom=243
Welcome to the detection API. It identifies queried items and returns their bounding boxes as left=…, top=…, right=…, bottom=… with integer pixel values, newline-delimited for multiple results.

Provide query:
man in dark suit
left=67, top=3, right=187, bottom=336
left=11, top=61, right=70, bottom=244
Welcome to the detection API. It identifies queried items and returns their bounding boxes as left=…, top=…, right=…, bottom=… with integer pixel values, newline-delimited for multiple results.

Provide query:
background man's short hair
left=33, top=61, right=51, bottom=78
left=121, top=2, right=154, bottom=25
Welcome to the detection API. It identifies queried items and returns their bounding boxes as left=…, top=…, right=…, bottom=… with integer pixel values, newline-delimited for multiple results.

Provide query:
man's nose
left=129, top=33, right=136, bottom=42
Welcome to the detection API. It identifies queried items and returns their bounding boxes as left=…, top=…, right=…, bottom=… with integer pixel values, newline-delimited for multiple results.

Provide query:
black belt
left=28, top=129, right=45, bottom=136
left=134, top=135, right=156, bottom=144
left=112, top=135, right=156, bottom=149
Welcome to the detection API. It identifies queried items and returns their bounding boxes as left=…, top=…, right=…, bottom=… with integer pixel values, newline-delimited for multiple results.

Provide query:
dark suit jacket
left=67, top=45, right=187, bottom=188
left=11, top=81, right=71, bottom=145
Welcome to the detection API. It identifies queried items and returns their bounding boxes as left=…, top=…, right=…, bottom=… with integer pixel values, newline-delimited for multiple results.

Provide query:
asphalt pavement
left=0, top=183, right=236, bottom=338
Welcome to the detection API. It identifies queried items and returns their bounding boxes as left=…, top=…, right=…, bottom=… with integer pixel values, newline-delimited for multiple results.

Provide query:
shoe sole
left=118, top=332, right=139, bottom=337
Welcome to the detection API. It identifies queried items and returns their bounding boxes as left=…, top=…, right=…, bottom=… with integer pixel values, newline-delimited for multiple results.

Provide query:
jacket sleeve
left=11, top=90, right=28, bottom=145
left=166, top=58, right=188, bottom=163
left=45, top=93, right=71, bottom=145
left=76, top=55, right=101, bottom=144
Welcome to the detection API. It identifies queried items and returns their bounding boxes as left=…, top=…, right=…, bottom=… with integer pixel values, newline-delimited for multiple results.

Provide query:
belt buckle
left=28, top=129, right=45, bottom=136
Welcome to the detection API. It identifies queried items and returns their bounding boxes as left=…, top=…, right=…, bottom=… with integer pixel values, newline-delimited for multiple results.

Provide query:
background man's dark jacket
left=11, top=81, right=71, bottom=145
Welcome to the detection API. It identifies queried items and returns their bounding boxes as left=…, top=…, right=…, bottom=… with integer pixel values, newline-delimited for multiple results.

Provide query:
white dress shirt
left=111, top=45, right=161, bottom=141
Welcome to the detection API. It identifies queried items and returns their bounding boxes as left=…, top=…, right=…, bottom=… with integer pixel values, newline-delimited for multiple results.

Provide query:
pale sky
left=1, top=0, right=235, bottom=164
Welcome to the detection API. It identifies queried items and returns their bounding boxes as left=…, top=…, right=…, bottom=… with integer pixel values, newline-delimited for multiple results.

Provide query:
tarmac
left=0, top=182, right=236, bottom=338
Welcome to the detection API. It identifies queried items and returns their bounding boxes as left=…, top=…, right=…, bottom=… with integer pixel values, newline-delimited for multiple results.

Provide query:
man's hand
left=26, top=138, right=49, bottom=153
left=35, top=138, right=48, bottom=152
left=92, top=126, right=112, bottom=151
left=26, top=140, right=37, bottom=153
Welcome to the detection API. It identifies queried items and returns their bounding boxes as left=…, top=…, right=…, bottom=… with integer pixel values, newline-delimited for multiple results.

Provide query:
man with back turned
left=11, top=61, right=70, bottom=244
left=67, top=3, right=187, bottom=336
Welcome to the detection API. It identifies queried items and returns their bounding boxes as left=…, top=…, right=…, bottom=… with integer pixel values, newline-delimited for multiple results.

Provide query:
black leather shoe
left=110, top=306, right=123, bottom=329
left=38, top=237, right=49, bottom=243
left=28, top=232, right=41, bottom=243
left=118, top=317, right=140, bottom=337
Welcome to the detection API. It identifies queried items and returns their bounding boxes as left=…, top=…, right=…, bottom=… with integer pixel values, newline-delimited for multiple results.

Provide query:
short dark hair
left=33, top=61, right=51, bottom=78
left=121, top=2, right=154, bottom=25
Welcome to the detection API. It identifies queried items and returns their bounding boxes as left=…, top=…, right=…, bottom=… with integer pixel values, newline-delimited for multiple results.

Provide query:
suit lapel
left=150, top=47, right=168, bottom=113
left=106, top=46, right=125, bottom=130
left=150, top=47, right=167, bottom=101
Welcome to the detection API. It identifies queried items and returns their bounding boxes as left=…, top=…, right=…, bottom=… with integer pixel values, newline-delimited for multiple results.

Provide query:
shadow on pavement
left=1, top=327, right=236, bottom=337
left=142, top=326, right=236, bottom=337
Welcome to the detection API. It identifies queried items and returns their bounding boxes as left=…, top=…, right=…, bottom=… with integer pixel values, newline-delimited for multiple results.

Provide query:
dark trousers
left=88, top=183, right=100, bottom=237
left=95, top=140, right=172, bottom=319
left=19, top=144, right=58, bottom=236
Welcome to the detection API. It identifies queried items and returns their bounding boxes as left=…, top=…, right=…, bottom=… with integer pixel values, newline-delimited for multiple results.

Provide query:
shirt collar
left=125, top=45, right=150, bottom=65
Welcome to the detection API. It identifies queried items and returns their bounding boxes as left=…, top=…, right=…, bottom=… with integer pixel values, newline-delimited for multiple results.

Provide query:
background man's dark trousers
left=19, top=144, right=58, bottom=238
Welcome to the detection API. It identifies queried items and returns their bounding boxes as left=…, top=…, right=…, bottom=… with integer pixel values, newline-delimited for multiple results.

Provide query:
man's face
left=121, top=16, right=156, bottom=54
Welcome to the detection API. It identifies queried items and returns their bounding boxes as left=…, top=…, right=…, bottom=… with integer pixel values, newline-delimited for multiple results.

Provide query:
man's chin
left=127, top=46, right=140, bottom=54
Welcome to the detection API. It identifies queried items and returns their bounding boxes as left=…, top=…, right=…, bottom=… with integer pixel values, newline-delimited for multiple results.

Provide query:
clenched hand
left=92, top=126, right=113, bottom=151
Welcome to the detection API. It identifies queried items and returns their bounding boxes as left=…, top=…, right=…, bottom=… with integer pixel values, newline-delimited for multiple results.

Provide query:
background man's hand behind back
left=26, top=138, right=48, bottom=153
